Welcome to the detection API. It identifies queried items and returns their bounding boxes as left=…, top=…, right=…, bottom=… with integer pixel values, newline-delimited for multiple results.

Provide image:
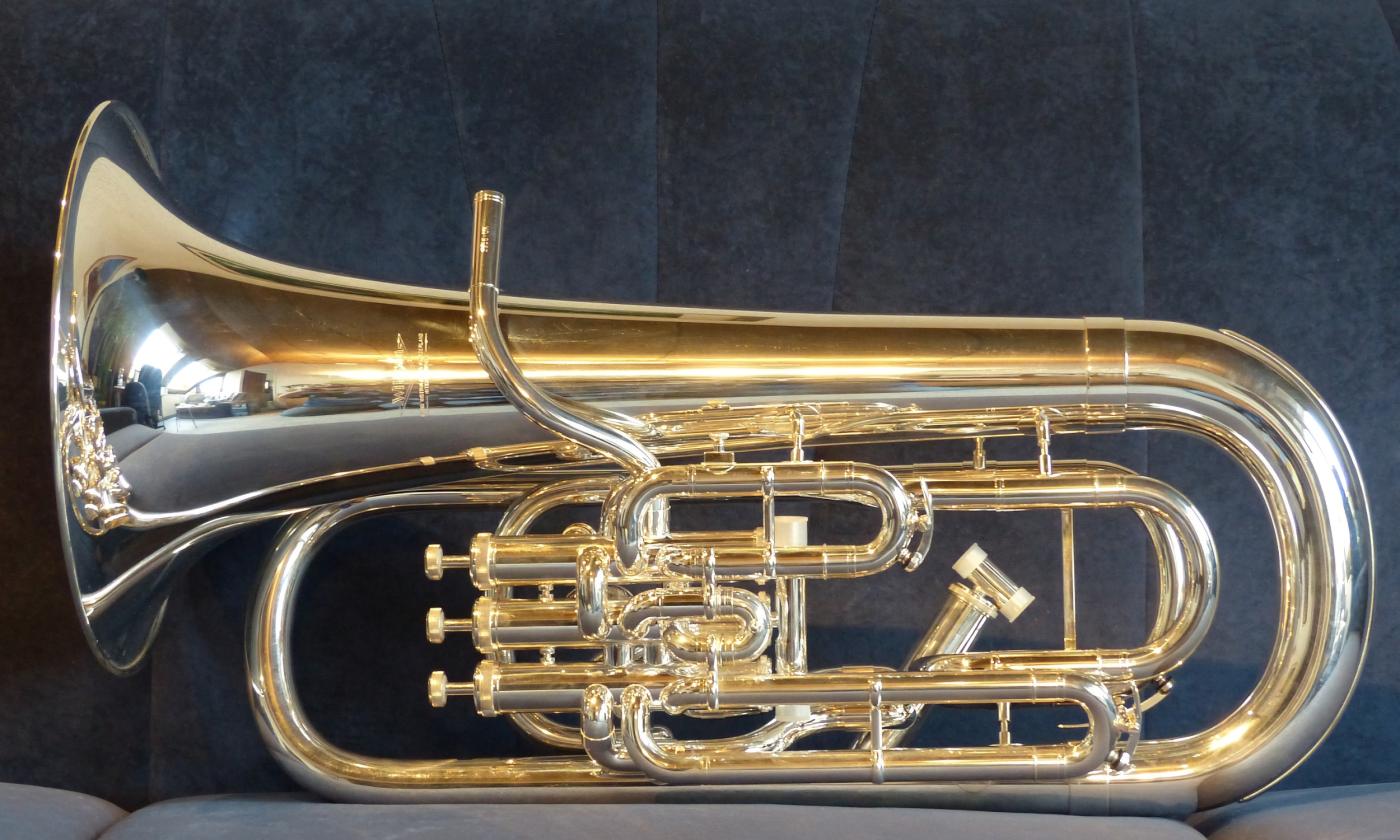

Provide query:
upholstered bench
left=15, top=782, right=1400, bottom=839
left=0, top=784, right=125, bottom=840
left=1191, top=784, right=1400, bottom=840
left=98, top=798, right=1204, bottom=840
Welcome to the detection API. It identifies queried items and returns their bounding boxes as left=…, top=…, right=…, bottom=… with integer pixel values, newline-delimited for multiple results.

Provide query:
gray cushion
left=0, top=783, right=124, bottom=840
left=102, top=796, right=1204, bottom=839
left=1190, top=783, right=1400, bottom=840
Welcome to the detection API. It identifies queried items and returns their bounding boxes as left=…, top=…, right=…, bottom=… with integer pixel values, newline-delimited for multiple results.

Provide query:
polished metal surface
left=54, top=101, right=1372, bottom=815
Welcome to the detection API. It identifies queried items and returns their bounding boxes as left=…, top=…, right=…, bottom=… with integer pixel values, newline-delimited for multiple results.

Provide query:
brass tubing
left=679, top=703, right=916, bottom=754
left=234, top=319, right=1366, bottom=810
left=607, top=462, right=913, bottom=579
left=468, top=534, right=601, bottom=588
left=855, top=583, right=998, bottom=750
left=911, top=472, right=1216, bottom=681
left=1062, top=509, right=1077, bottom=650
left=489, top=476, right=620, bottom=750
left=469, top=191, right=657, bottom=475
left=896, top=461, right=1196, bottom=657
left=637, top=588, right=771, bottom=663
left=622, top=672, right=1117, bottom=784
left=474, top=598, right=601, bottom=650
left=580, top=686, right=919, bottom=774
left=475, top=588, right=769, bottom=663
left=906, top=585, right=998, bottom=664
left=773, top=515, right=808, bottom=674
left=580, top=684, right=639, bottom=773
left=774, top=579, right=807, bottom=674
left=889, top=463, right=1197, bottom=661
left=471, top=661, right=680, bottom=717
left=472, top=535, right=674, bottom=587
left=248, top=493, right=634, bottom=793
left=1143, top=512, right=1185, bottom=645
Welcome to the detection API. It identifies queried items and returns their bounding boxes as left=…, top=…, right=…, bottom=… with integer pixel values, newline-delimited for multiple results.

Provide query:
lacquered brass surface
left=54, top=101, right=1372, bottom=816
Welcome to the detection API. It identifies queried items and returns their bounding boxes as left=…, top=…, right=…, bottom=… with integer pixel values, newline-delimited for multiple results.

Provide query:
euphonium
left=52, top=101, right=1371, bottom=816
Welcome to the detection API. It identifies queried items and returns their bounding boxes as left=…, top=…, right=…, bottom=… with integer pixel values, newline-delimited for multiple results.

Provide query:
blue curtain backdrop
left=0, top=0, right=1396, bottom=810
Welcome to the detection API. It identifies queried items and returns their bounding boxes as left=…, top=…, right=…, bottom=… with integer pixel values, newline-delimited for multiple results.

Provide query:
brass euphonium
left=52, top=101, right=1371, bottom=816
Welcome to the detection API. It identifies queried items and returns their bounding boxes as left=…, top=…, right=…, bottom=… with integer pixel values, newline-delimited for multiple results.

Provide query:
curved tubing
left=1106, top=326, right=1370, bottom=807
left=911, top=472, right=1216, bottom=681
left=246, top=325, right=1371, bottom=813
left=491, top=477, right=619, bottom=750
left=607, top=462, right=914, bottom=577
left=617, top=675, right=1117, bottom=784
left=469, top=191, right=658, bottom=475
left=892, top=461, right=1199, bottom=653
left=622, top=588, right=771, bottom=663
left=580, top=684, right=638, bottom=773
left=249, top=493, right=633, bottom=795
left=579, top=684, right=918, bottom=774
left=79, top=506, right=312, bottom=674
left=477, top=587, right=771, bottom=663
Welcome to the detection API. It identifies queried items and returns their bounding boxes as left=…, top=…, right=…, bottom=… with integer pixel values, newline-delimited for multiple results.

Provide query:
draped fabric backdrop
left=1, top=0, right=1397, bottom=811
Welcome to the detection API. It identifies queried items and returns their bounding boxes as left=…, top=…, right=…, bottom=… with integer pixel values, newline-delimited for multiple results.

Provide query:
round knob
left=424, top=544, right=445, bottom=580
left=428, top=670, right=448, bottom=707
left=427, top=670, right=475, bottom=708
left=424, top=609, right=473, bottom=644
left=424, top=544, right=472, bottom=581
left=952, top=543, right=989, bottom=579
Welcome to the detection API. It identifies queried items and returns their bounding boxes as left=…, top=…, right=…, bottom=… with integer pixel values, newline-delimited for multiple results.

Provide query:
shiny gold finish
left=1061, top=510, right=1077, bottom=650
left=57, top=323, right=131, bottom=535
left=55, top=102, right=1371, bottom=816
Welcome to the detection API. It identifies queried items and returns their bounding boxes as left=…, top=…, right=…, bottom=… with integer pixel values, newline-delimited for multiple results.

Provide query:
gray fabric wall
left=0, top=0, right=1396, bottom=810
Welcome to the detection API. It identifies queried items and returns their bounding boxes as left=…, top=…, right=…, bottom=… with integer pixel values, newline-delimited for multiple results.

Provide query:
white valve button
left=773, top=515, right=809, bottom=548
left=1001, top=586, right=1036, bottom=623
left=775, top=704, right=812, bottom=722
left=952, top=543, right=989, bottom=579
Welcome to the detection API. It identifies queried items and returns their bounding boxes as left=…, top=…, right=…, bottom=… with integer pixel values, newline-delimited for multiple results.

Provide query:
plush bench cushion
left=0, top=784, right=124, bottom=840
left=101, top=797, right=1204, bottom=840
left=1190, top=783, right=1400, bottom=840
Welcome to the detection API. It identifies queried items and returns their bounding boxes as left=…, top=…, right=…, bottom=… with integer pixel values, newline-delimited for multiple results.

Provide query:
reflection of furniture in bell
left=173, top=396, right=232, bottom=429
left=239, top=371, right=270, bottom=412
left=171, top=403, right=196, bottom=430
left=176, top=401, right=233, bottom=420
left=99, top=406, right=138, bottom=434
left=117, top=366, right=164, bottom=428
left=120, top=380, right=153, bottom=426
left=137, top=365, right=164, bottom=426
